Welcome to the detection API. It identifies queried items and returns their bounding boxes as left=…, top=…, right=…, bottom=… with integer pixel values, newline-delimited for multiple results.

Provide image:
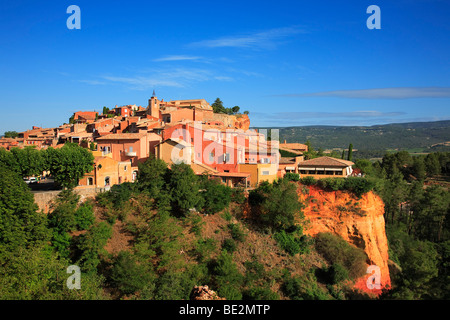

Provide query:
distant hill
left=255, top=120, right=450, bottom=158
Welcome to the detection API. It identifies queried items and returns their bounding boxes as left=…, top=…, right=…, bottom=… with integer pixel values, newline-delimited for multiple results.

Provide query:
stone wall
left=33, top=186, right=100, bottom=214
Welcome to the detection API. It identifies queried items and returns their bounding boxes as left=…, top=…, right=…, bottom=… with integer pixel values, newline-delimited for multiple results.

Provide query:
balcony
left=125, top=151, right=137, bottom=157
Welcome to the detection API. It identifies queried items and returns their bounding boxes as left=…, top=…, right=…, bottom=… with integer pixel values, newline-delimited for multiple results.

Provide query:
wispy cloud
left=274, top=111, right=406, bottom=119
left=188, top=26, right=305, bottom=49
left=101, top=76, right=183, bottom=89
left=80, top=67, right=234, bottom=90
left=253, top=110, right=407, bottom=120
left=152, top=55, right=203, bottom=62
left=250, top=110, right=418, bottom=127
left=274, top=87, right=450, bottom=99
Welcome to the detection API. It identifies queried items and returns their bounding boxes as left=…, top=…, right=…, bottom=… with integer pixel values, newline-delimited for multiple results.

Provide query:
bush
left=195, top=238, right=217, bottom=261
left=110, top=251, right=156, bottom=296
left=75, top=202, right=95, bottom=230
left=211, top=252, right=244, bottom=300
left=284, top=173, right=300, bottom=181
left=201, top=178, right=233, bottom=214
left=326, top=263, right=349, bottom=284
left=343, top=177, right=375, bottom=198
left=274, top=230, right=300, bottom=255
left=222, top=238, right=237, bottom=253
left=228, top=223, right=246, bottom=242
left=314, top=232, right=368, bottom=280
left=243, top=286, right=280, bottom=300
left=317, top=178, right=346, bottom=191
left=249, top=179, right=304, bottom=232
left=231, top=187, right=246, bottom=204
left=300, top=176, right=317, bottom=186
left=282, top=270, right=330, bottom=300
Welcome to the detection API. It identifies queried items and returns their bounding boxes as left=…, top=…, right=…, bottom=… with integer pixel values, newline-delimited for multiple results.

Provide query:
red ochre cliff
left=298, top=185, right=391, bottom=295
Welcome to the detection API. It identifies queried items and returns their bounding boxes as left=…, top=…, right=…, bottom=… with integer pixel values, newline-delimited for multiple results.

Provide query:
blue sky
left=1, top=0, right=449, bottom=133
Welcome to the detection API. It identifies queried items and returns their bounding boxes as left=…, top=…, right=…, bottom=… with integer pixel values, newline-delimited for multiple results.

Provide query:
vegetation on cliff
left=0, top=149, right=448, bottom=300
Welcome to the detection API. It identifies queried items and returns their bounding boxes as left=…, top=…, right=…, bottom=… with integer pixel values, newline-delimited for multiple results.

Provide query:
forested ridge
left=259, top=120, right=450, bottom=158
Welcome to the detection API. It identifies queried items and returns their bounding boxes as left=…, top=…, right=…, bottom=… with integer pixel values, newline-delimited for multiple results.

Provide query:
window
left=124, top=165, right=127, bottom=171
left=87, top=177, right=93, bottom=186
left=224, top=153, right=230, bottom=163
left=209, top=152, right=215, bottom=163
left=262, top=171, right=270, bottom=176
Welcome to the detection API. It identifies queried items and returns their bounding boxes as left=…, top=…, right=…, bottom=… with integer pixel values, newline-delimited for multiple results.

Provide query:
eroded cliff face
left=298, top=185, right=391, bottom=295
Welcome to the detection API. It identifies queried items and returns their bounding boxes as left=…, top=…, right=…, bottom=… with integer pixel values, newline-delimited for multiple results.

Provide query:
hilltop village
left=0, top=94, right=356, bottom=190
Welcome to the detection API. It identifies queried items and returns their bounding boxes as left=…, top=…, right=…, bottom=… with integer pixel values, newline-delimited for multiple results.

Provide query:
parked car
left=23, top=177, right=38, bottom=184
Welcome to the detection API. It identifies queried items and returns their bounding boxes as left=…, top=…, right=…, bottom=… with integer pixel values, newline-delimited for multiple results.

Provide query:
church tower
left=148, top=90, right=160, bottom=119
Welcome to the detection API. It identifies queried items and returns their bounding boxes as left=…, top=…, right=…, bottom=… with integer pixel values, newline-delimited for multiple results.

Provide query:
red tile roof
left=298, top=156, right=354, bottom=167
left=96, top=133, right=147, bottom=140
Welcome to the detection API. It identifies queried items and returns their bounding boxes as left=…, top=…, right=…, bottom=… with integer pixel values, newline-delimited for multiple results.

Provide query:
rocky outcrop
left=190, top=285, right=225, bottom=300
left=298, top=185, right=391, bottom=295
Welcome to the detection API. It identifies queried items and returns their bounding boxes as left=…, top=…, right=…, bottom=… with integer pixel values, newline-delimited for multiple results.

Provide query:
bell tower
left=148, top=90, right=160, bottom=119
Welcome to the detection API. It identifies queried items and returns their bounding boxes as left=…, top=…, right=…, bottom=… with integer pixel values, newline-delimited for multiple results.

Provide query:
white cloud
left=152, top=55, right=203, bottom=62
left=80, top=67, right=233, bottom=90
left=188, top=26, right=305, bottom=49
left=276, top=87, right=450, bottom=99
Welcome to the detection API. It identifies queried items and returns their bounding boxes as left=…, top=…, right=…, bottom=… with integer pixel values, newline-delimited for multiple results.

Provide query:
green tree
left=165, top=163, right=203, bottom=216
left=211, top=98, right=226, bottom=114
left=211, top=251, right=244, bottom=300
left=10, top=146, right=44, bottom=178
left=424, top=153, right=441, bottom=177
left=0, top=167, right=49, bottom=260
left=231, top=106, right=240, bottom=114
left=44, top=143, right=94, bottom=189
left=109, top=251, right=156, bottom=297
left=3, top=131, right=18, bottom=138
left=0, top=245, right=106, bottom=300
left=200, top=178, right=233, bottom=214
left=249, top=179, right=304, bottom=232
left=137, top=155, right=168, bottom=198
left=74, top=221, right=112, bottom=273
left=347, top=143, right=353, bottom=162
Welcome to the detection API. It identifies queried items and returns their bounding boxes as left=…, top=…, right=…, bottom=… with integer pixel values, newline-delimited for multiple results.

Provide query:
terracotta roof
left=190, top=161, right=218, bottom=175
left=280, top=143, right=308, bottom=151
left=212, top=172, right=251, bottom=178
left=279, top=157, right=296, bottom=164
left=96, top=133, right=147, bottom=140
left=298, top=156, right=354, bottom=167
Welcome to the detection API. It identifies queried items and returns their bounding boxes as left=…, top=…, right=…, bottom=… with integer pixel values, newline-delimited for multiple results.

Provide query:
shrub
left=274, top=229, right=311, bottom=256
left=195, top=238, right=217, bottom=261
left=228, top=223, right=246, bottom=242
left=314, top=232, right=368, bottom=280
left=300, top=176, right=317, bottom=186
left=110, top=251, right=156, bottom=296
left=231, top=187, right=246, bottom=204
left=317, top=178, right=346, bottom=191
left=284, top=173, right=300, bottom=181
left=343, top=177, right=375, bottom=198
left=189, top=214, right=204, bottom=236
left=211, top=252, right=244, bottom=300
left=326, top=263, right=349, bottom=284
left=249, top=179, right=304, bottom=232
left=74, top=202, right=95, bottom=230
left=243, top=286, right=279, bottom=300
left=222, top=238, right=237, bottom=253
left=201, top=178, right=233, bottom=214
left=282, top=270, right=330, bottom=300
